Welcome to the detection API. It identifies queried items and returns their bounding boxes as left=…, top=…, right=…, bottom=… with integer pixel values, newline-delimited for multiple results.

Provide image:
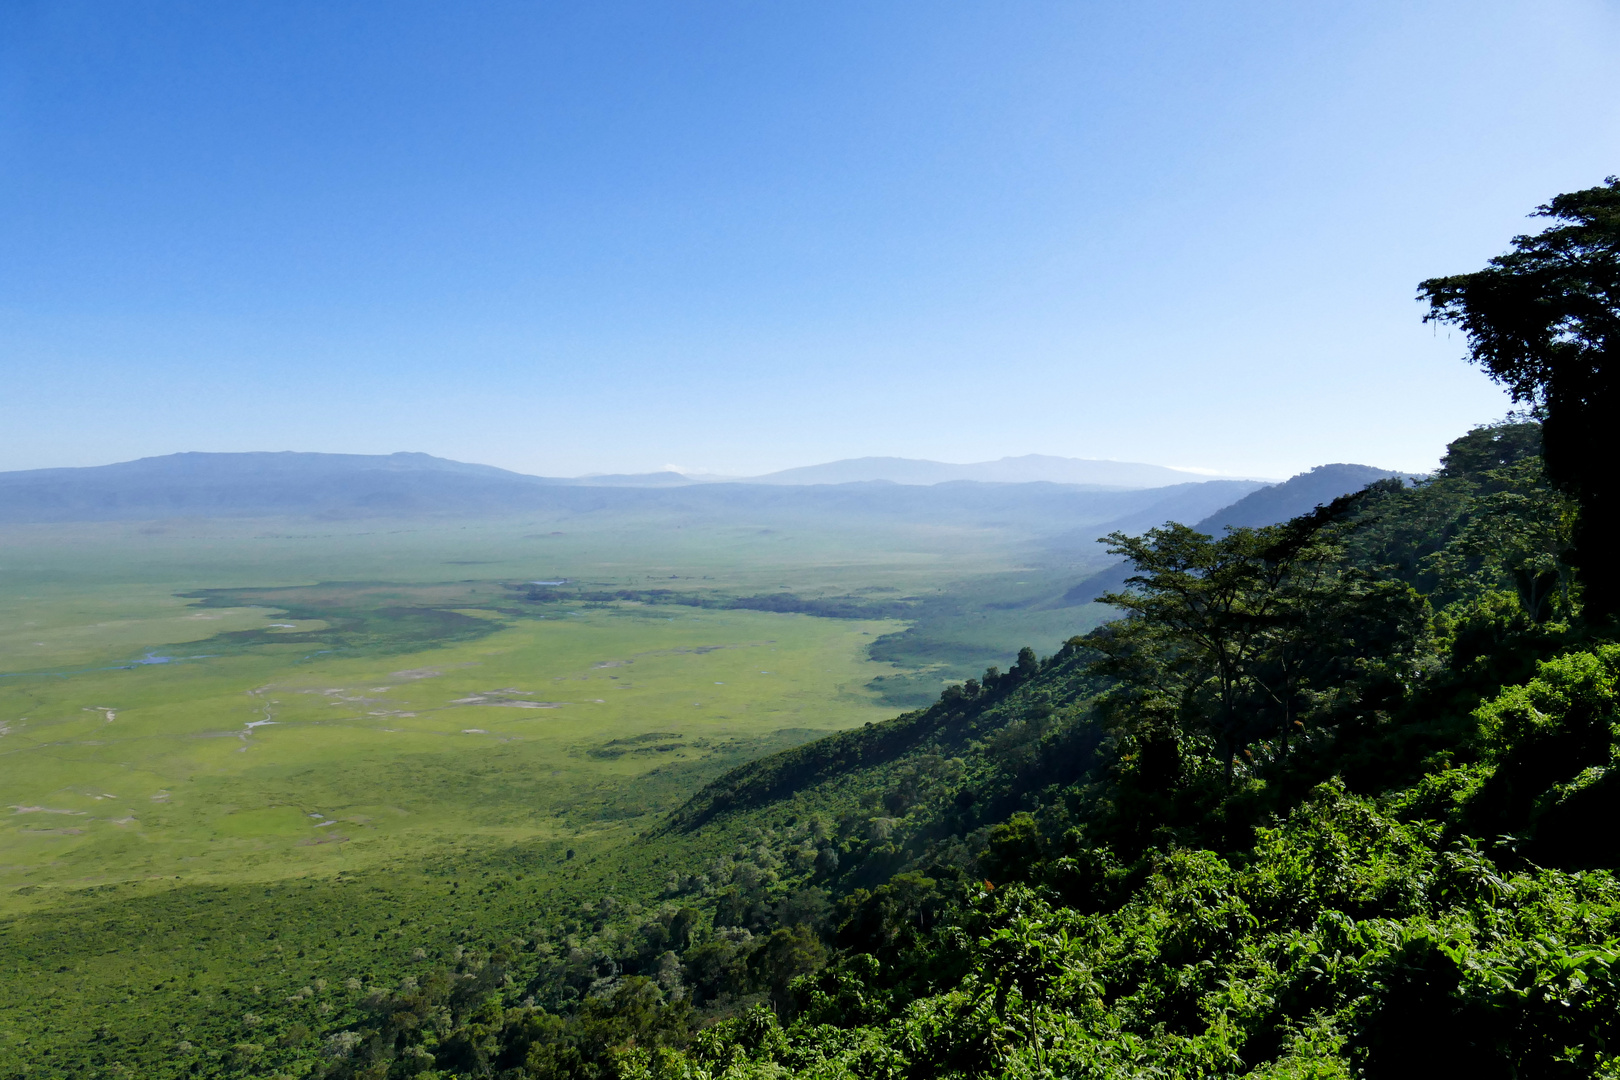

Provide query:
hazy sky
left=3, top=1, right=1617, bottom=478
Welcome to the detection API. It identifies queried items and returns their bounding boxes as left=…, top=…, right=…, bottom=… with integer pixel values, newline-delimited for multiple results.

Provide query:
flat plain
left=0, top=511, right=1113, bottom=904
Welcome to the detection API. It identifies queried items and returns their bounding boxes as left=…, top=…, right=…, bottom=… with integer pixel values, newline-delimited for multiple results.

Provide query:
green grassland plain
left=1, top=599, right=895, bottom=894
left=0, top=510, right=1112, bottom=1075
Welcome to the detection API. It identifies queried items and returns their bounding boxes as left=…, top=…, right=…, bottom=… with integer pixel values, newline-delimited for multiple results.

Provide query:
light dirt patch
left=451, top=689, right=565, bottom=708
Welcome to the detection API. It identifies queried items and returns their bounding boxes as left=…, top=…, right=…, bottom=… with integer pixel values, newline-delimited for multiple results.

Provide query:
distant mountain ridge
left=0, top=450, right=1267, bottom=529
left=0, top=452, right=1401, bottom=584
left=1197, top=463, right=1412, bottom=532
left=742, top=454, right=1255, bottom=488
left=0, top=451, right=1254, bottom=496
left=2, top=450, right=530, bottom=483
left=0, top=451, right=554, bottom=523
left=1058, top=462, right=1411, bottom=605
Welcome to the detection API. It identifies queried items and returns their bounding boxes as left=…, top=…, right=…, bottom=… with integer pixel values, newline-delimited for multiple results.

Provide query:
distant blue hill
left=744, top=454, right=1256, bottom=488
left=0, top=451, right=560, bottom=522
left=1196, top=463, right=1409, bottom=532
left=0, top=451, right=1265, bottom=537
left=1058, top=463, right=1410, bottom=605
left=10, top=450, right=532, bottom=482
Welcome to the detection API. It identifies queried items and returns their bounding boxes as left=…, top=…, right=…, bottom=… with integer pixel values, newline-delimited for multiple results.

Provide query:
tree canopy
left=1418, top=177, right=1620, bottom=620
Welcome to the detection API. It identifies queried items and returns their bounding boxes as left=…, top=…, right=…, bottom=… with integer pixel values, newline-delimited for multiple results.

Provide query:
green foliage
left=1466, top=644, right=1620, bottom=866
left=1093, top=506, right=1425, bottom=790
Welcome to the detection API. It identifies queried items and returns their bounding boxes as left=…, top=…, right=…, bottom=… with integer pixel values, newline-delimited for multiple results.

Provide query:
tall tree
left=1418, top=178, right=1620, bottom=620
left=1094, top=523, right=1273, bottom=784
left=1094, top=497, right=1423, bottom=784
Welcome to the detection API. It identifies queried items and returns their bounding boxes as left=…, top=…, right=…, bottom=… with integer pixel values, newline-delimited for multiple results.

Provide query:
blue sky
left=3, top=1, right=1617, bottom=478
